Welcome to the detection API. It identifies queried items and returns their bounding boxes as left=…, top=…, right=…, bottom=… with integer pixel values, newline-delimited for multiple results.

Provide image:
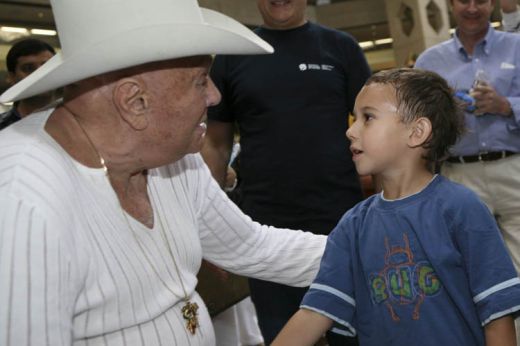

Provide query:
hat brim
left=0, top=8, right=273, bottom=103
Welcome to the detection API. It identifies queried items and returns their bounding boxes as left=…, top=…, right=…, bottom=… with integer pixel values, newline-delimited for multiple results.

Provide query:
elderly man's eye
left=197, top=76, right=209, bottom=88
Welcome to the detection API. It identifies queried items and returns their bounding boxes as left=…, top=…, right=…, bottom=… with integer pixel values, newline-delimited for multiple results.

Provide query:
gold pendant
left=181, top=301, right=199, bottom=334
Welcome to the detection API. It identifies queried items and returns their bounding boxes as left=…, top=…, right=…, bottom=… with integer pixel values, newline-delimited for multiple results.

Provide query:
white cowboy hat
left=0, top=0, right=273, bottom=103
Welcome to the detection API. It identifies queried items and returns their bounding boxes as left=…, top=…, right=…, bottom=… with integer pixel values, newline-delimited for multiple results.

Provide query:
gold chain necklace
left=65, top=105, right=199, bottom=334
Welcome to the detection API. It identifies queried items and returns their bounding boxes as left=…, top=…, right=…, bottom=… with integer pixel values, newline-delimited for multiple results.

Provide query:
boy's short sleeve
left=455, top=194, right=520, bottom=326
left=300, top=218, right=357, bottom=337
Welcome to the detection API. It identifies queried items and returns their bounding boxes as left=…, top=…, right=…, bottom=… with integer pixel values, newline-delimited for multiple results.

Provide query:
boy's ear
left=113, top=77, right=150, bottom=131
left=408, top=117, right=432, bottom=148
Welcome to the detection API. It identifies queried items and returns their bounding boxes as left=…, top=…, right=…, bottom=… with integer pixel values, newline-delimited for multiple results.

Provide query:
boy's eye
left=363, top=113, right=374, bottom=122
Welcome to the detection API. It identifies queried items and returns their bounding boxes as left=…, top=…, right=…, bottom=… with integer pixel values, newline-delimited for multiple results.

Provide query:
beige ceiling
left=0, top=0, right=508, bottom=42
left=0, top=0, right=411, bottom=44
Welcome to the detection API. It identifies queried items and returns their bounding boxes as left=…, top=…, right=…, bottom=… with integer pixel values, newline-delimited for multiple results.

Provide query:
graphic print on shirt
left=368, top=233, right=442, bottom=322
left=298, top=63, right=335, bottom=72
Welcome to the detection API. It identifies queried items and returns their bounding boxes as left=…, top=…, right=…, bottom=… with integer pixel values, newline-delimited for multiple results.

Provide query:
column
left=385, top=0, right=451, bottom=67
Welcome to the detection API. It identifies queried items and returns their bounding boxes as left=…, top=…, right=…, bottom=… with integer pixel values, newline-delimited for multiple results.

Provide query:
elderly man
left=415, top=0, right=520, bottom=342
left=0, top=0, right=326, bottom=345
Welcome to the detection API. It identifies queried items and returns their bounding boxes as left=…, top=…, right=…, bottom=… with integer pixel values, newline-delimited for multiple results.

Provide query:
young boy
left=272, top=68, right=520, bottom=346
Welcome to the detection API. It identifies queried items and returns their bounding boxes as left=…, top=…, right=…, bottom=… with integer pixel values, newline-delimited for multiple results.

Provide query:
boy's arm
left=272, top=308, right=333, bottom=346
left=484, top=315, right=516, bottom=346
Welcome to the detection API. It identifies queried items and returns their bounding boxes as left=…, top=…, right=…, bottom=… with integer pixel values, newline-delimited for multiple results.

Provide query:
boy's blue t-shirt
left=302, top=175, right=520, bottom=345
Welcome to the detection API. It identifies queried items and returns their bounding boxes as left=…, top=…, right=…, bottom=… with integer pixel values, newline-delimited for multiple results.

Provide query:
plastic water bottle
left=472, top=69, right=489, bottom=89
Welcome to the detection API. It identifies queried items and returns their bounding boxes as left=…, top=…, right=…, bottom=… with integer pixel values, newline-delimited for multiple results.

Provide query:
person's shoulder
left=492, top=27, right=520, bottom=45
left=494, top=27, right=520, bottom=39
left=328, top=195, right=378, bottom=243
left=416, top=39, right=453, bottom=63
left=0, top=111, right=42, bottom=145
left=310, top=22, right=358, bottom=43
left=435, top=176, right=488, bottom=217
left=0, top=108, right=50, bottom=141
left=0, top=109, right=75, bottom=196
left=442, top=174, right=477, bottom=194
left=337, top=194, right=378, bottom=227
left=309, top=22, right=345, bottom=35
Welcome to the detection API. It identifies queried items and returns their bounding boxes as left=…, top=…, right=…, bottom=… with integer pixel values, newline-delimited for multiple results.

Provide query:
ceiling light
left=1, top=26, right=29, bottom=34
left=375, top=38, right=393, bottom=45
left=359, top=41, right=375, bottom=49
left=30, top=28, right=57, bottom=36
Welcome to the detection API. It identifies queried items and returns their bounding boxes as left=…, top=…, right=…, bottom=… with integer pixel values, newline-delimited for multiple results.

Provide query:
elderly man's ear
left=113, top=78, right=150, bottom=130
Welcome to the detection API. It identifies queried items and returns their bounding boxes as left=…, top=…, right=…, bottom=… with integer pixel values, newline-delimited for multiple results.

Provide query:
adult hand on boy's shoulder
left=484, top=315, right=516, bottom=346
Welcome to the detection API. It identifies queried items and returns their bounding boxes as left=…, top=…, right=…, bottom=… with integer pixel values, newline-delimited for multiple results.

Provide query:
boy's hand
left=484, top=315, right=516, bottom=346
left=470, top=84, right=512, bottom=116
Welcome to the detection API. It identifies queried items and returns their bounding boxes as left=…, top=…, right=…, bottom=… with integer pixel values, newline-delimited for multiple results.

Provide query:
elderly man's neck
left=45, top=102, right=154, bottom=226
left=45, top=100, right=139, bottom=176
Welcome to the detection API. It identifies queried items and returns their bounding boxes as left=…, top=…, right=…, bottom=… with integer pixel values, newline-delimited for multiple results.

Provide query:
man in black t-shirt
left=202, top=0, right=370, bottom=344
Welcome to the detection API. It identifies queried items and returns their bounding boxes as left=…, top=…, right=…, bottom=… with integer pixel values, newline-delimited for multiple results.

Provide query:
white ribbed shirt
left=0, top=109, right=326, bottom=346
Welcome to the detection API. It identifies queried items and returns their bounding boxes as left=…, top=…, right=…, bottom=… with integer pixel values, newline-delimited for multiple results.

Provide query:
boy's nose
left=346, top=121, right=357, bottom=141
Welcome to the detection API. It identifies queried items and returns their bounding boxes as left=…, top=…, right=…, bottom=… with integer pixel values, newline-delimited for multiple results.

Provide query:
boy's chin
left=354, top=165, right=374, bottom=177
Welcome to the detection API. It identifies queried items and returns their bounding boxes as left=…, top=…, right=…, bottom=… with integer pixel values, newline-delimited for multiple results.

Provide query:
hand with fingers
left=470, top=82, right=512, bottom=116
